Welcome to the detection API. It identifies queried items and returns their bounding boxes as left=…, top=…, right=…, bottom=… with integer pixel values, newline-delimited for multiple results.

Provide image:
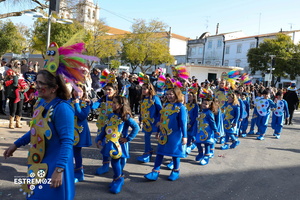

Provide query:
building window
left=215, top=61, right=220, bottom=65
left=224, top=60, right=229, bottom=66
left=208, top=41, right=212, bottom=49
left=191, top=47, right=196, bottom=55
left=93, top=11, right=95, bottom=19
left=198, top=61, right=202, bottom=64
left=217, top=39, right=222, bottom=47
left=236, top=59, right=241, bottom=67
left=205, top=61, right=211, bottom=65
left=198, top=47, right=203, bottom=55
left=250, top=42, right=255, bottom=49
left=87, top=9, right=91, bottom=18
left=237, top=44, right=242, bottom=53
left=225, top=46, right=230, bottom=54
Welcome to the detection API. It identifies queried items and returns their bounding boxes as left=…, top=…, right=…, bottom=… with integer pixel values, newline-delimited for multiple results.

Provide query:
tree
left=121, top=19, right=175, bottom=73
left=247, top=33, right=299, bottom=79
left=84, top=20, right=121, bottom=65
left=31, top=17, right=84, bottom=54
left=0, top=20, right=27, bottom=56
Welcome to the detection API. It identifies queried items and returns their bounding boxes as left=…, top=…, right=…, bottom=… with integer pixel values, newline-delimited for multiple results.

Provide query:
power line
left=100, top=7, right=135, bottom=24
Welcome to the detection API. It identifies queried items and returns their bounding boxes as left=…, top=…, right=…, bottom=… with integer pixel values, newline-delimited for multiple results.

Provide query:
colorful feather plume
left=172, top=65, right=189, bottom=80
left=138, top=72, right=144, bottom=83
left=100, top=69, right=110, bottom=87
left=174, top=81, right=183, bottom=88
left=188, top=83, right=198, bottom=94
left=157, top=74, right=166, bottom=89
left=240, top=73, right=252, bottom=85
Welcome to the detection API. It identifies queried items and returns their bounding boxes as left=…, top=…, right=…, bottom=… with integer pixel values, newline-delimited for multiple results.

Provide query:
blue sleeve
left=152, top=95, right=162, bottom=132
left=53, top=102, right=75, bottom=169
left=189, top=103, right=199, bottom=128
left=238, top=99, right=243, bottom=120
left=207, top=111, right=218, bottom=133
left=284, top=100, right=290, bottom=118
left=233, top=105, right=240, bottom=124
left=74, top=101, right=90, bottom=121
left=95, top=126, right=106, bottom=143
left=91, top=98, right=102, bottom=109
left=14, top=131, right=31, bottom=148
left=124, top=117, right=140, bottom=142
left=179, top=105, right=187, bottom=138
left=245, top=101, right=250, bottom=116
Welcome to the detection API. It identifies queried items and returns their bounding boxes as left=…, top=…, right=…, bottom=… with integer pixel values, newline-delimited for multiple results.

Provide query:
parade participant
left=137, top=82, right=162, bottom=163
left=256, top=89, right=276, bottom=140
left=272, top=91, right=289, bottom=139
left=95, top=96, right=139, bottom=194
left=3, top=42, right=96, bottom=200
left=144, top=87, right=187, bottom=181
left=194, top=97, right=219, bottom=165
left=240, top=92, right=250, bottom=137
left=220, top=92, right=240, bottom=150
left=214, top=79, right=228, bottom=144
left=234, top=90, right=245, bottom=137
left=186, top=90, right=199, bottom=154
left=248, top=88, right=263, bottom=135
left=69, top=83, right=92, bottom=182
left=283, top=83, right=299, bottom=125
left=93, top=72, right=118, bottom=175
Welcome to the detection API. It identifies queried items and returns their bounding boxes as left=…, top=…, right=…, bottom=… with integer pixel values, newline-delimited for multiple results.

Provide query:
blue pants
left=143, top=131, right=153, bottom=153
left=195, top=143, right=211, bottom=156
left=111, top=157, right=127, bottom=178
left=257, top=114, right=271, bottom=135
left=240, top=118, right=249, bottom=133
left=154, top=154, right=180, bottom=170
left=224, top=132, right=237, bottom=143
left=249, top=113, right=258, bottom=131
left=271, top=114, right=284, bottom=134
left=73, top=147, right=82, bottom=169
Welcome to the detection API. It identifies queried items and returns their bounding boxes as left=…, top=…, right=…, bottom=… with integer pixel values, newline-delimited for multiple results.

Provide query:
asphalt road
left=0, top=112, right=300, bottom=200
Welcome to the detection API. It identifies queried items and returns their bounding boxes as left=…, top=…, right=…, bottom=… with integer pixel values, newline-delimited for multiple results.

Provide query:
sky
left=1, top=0, right=300, bottom=39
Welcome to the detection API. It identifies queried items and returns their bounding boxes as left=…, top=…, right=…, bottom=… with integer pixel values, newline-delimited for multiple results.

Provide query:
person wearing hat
left=283, top=83, right=299, bottom=125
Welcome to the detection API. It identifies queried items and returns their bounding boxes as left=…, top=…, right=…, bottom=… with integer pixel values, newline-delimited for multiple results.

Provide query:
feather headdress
left=100, top=69, right=116, bottom=87
left=172, top=65, right=189, bottom=80
left=188, top=83, right=198, bottom=94
left=240, top=73, right=252, bottom=85
left=156, top=74, right=166, bottom=89
left=44, top=42, right=99, bottom=84
left=137, top=72, right=150, bottom=84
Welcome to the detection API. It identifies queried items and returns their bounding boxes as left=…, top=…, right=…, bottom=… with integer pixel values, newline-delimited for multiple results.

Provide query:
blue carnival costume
left=236, top=98, right=244, bottom=137
left=144, top=102, right=187, bottom=181
left=14, top=98, right=75, bottom=200
left=256, top=98, right=276, bottom=140
left=214, top=108, right=225, bottom=144
left=248, top=96, right=262, bottom=135
left=186, top=102, right=199, bottom=154
left=194, top=108, right=218, bottom=165
left=69, top=99, right=92, bottom=182
left=95, top=113, right=139, bottom=194
left=240, top=98, right=250, bottom=137
left=93, top=96, right=114, bottom=175
left=214, top=88, right=228, bottom=143
left=220, top=101, right=240, bottom=150
left=137, top=95, right=162, bottom=162
left=271, top=99, right=289, bottom=139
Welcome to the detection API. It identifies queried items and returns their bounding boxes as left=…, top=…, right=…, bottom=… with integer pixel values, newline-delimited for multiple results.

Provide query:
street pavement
left=0, top=112, right=300, bottom=200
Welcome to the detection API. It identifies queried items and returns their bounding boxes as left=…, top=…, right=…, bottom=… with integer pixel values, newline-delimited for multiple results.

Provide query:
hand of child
left=182, top=138, right=187, bottom=145
left=215, top=132, right=220, bottom=136
left=96, top=140, right=102, bottom=148
left=119, top=137, right=128, bottom=144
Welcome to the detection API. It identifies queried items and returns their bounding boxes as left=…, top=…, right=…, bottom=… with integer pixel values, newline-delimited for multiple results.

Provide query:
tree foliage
left=247, top=33, right=300, bottom=80
left=121, top=19, right=174, bottom=73
left=31, top=17, right=84, bottom=54
left=0, top=20, right=27, bottom=56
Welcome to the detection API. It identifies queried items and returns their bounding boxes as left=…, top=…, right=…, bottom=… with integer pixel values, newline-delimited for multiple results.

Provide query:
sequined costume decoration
left=158, top=104, right=180, bottom=145
left=224, top=105, right=234, bottom=130
left=71, top=101, right=87, bottom=145
left=186, top=103, right=195, bottom=125
left=105, top=115, right=123, bottom=159
left=196, top=113, right=209, bottom=141
left=96, top=99, right=113, bottom=133
left=140, top=99, right=155, bottom=132
left=21, top=101, right=53, bottom=197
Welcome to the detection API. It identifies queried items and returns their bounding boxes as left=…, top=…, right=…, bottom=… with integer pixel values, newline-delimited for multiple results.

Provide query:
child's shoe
left=168, top=169, right=180, bottom=181
left=220, top=144, right=229, bottom=150
left=144, top=169, right=160, bottom=181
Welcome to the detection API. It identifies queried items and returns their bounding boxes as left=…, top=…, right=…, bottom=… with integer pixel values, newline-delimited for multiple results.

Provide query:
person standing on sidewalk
left=283, top=83, right=299, bottom=125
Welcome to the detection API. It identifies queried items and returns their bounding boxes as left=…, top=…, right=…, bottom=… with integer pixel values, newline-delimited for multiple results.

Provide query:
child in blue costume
left=234, top=90, right=246, bottom=137
left=248, top=88, right=263, bottom=135
left=4, top=70, right=75, bottom=200
left=240, top=92, right=250, bottom=137
left=95, top=96, right=140, bottom=194
left=194, top=97, right=219, bottom=165
left=256, top=89, right=276, bottom=140
left=137, top=83, right=162, bottom=163
left=144, top=87, right=187, bottom=181
left=186, top=91, right=199, bottom=154
left=220, top=92, right=240, bottom=150
left=69, top=84, right=92, bottom=183
left=214, top=80, right=228, bottom=144
left=271, top=91, right=289, bottom=139
left=93, top=83, right=118, bottom=175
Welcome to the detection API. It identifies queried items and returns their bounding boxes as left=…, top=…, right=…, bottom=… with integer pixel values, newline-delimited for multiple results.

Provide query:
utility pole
left=268, top=55, right=275, bottom=87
